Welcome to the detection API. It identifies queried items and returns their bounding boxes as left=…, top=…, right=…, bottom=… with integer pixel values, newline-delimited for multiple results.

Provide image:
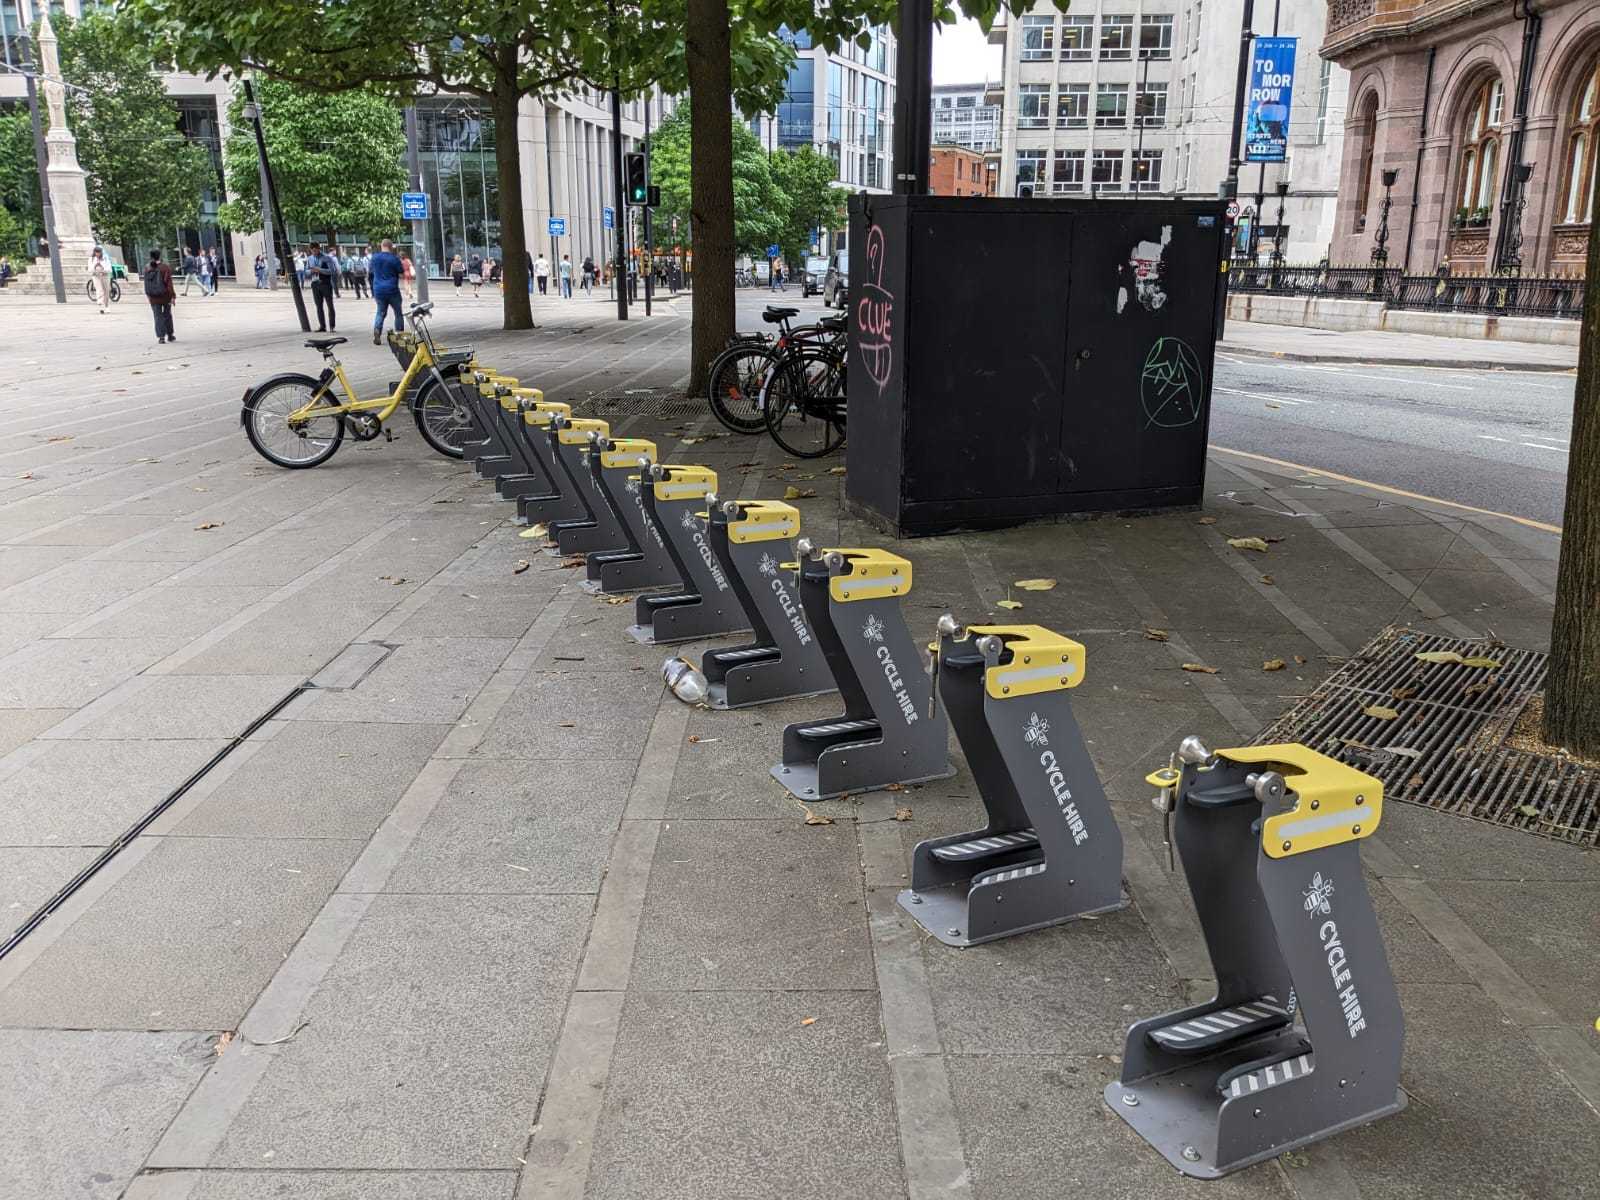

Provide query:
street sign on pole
left=603, top=206, right=615, bottom=230
left=766, top=243, right=781, bottom=259
left=400, top=191, right=430, bottom=221
left=549, top=217, right=567, bottom=237
left=1225, top=200, right=1241, bottom=219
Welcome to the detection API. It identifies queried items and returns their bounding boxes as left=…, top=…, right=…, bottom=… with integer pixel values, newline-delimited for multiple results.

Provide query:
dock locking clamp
left=626, top=468, right=751, bottom=645
left=498, top=390, right=568, bottom=503
left=702, top=499, right=835, bottom=708
left=1106, top=740, right=1404, bottom=1178
left=898, top=618, right=1125, bottom=946
left=580, top=438, right=677, bottom=595
left=522, top=414, right=608, bottom=536
left=771, top=544, right=951, bottom=800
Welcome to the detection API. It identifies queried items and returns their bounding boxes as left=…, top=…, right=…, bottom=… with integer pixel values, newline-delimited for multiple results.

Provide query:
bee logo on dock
left=862, top=614, right=885, bottom=643
left=1024, top=712, right=1051, bottom=748
left=1303, top=872, right=1335, bottom=917
left=758, top=553, right=779, bottom=578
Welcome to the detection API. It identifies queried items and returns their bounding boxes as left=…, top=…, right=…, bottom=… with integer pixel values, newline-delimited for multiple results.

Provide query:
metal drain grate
left=1257, top=627, right=1600, bottom=846
left=568, top=387, right=701, bottom=421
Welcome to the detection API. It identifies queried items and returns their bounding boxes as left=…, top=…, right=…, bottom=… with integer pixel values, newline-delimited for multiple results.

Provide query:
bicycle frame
left=287, top=314, right=459, bottom=427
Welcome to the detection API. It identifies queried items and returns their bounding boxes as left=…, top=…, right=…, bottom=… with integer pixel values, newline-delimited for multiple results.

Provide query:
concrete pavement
left=1221, top=318, right=1579, bottom=370
left=0, top=292, right=1595, bottom=1200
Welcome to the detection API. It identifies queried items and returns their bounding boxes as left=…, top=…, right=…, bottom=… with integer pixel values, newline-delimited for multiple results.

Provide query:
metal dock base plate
left=895, top=882, right=1127, bottom=947
left=768, top=758, right=954, bottom=803
left=707, top=680, right=833, bottom=711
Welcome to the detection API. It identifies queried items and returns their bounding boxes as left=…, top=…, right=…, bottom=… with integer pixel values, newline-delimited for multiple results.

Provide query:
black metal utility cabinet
left=844, top=194, right=1228, bottom=537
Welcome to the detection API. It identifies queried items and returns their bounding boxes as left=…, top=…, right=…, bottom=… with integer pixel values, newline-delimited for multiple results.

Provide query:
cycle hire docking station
left=579, top=438, right=667, bottom=595
left=466, top=371, right=518, bottom=477
left=771, top=544, right=951, bottom=801
left=522, top=414, right=608, bottom=534
left=515, top=402, right=586, bottom=527
left=502, top=391, right=570, bottom=504
left=626, top=467, right=750, bottom=646
left=492, top=386, right=559, bottom=501
left=898, top=619, right=1126, bottom=947
left=549, top=429, right=632, bottom=556
left=1107, top=739, right=1405, bottom=1179
left=702, top=499, right=834, bottom=709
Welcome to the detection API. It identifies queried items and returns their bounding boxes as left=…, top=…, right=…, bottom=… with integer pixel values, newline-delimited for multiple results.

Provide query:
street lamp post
left=1370, top=167, right=1398, bottom=296
left=1500, top=161, right=1534, bottom=275
left=1269, top=179, right=1289, bottom=286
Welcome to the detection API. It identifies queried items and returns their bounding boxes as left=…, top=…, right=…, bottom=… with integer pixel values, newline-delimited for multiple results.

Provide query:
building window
left=1092, top=149, right=1125, bottom=191
left=1354, top=91, right=1378, bottom=230
left=1021, top=15, right=1055, bottom=61
left=1191, top=2, right=1203, bottom=54
left=1095, top=83, right=1129, bottom=128
left=1053, top=149, right=1086, bottom=193
left=1455, top=76, right=1505, bottom=221
left=1559, top=57, right=1599, bottom=224
left=1057, top=83, right=1089, bottom=129
left=1016, top=149, right=1046, bottom=194
left=1136, top=82, right=1168, bottom=127
left=1018, top=84, right=1051, bottom=129
left=1140, top=15, right=1174, bottom=60
left=956, top=95, right=976, bottom=108
left=1060, top=15, right=1094, bottom=61
left=1132, top=149, right=1164, bottom=191
left=1314, top=58, right=1333, bottom=145
left=1100, top=15, right=1133, bottom=61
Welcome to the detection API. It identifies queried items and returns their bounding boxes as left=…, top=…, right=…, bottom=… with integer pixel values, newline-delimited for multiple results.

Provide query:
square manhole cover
left=1257, top=627, right=1599, bottom=846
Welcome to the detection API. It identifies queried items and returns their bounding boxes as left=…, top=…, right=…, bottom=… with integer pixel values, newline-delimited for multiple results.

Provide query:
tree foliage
left=0, top=112, right=41, bottom=240
left=52, top=10, right=216, bottom=249
left=218, top=79, right=407, bottom=244
left=649, top=101, right=789, bottom=259
left=771, top=147, right=847, bottom=263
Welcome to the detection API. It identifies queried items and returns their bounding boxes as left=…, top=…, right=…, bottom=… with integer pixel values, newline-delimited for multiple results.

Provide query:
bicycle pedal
left=385, top=428, right=395, bottom=442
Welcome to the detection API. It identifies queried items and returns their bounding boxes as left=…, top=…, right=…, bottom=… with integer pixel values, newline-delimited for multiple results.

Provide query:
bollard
left=770, top=544, right=951, bottom=800
left=584, top=444, right=683, bottom=595
left=897, top=619, right=1124, bottom=946
left=702, top=499, right=834, bottom=708
left=625, top=466, right=750, bottom=645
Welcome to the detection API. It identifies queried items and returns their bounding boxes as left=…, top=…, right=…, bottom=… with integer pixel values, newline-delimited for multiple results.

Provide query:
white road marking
left=1520, top=442, right=1568, bottom=453
left=1215, top=385, right=1315, bottom=406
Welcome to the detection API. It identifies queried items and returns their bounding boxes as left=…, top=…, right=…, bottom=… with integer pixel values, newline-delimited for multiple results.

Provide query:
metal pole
left=891, top=0, right=933, bottom=193
left=18, top=29, right=65, bottom=304
left=404, top=105, right=430, bottom=303
left=608, top=0, right=628, bottom=319
left=242, top=77, right=310, bottom=331
left=1250, top=0, right=1279, bottom=259
left=1224, top=0, right=1256, bottom=205
left=643, top=91, right=653, bottom=316
left=256, top=151, right=278, bottom=290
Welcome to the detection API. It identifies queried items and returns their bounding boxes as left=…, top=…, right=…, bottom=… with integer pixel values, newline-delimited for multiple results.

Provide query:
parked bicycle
left=706, top=305, right=844, bottom=435
left=239, top=302, right=476, bottom=468
left=762, top=320, right=847, bottom=459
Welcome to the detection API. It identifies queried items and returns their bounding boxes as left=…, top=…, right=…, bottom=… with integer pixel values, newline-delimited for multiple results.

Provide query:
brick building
left=930, top=144, right=995, bottom=195
left=1325, top=0, right=1599, bottom=274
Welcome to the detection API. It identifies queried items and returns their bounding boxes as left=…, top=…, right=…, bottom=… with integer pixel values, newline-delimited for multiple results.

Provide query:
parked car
left=822, top=251, right=849, bottom=309
left=801, top=255, right=828, bottom=297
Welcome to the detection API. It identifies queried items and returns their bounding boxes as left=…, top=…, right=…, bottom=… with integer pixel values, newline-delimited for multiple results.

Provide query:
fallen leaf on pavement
left=1517, top=804, right=1542, bottom=818
left=1406, top=774, right=1426, bottom=789
left=1260, top=574, right=1274, bottom=585
left=1382, top=747, right=1422, bottom=759
left=603, top=595, right=628, bottom=605
left=1144, top=628, right=1169, bottom=642
left=18, top=472, right=33, bottom=480
left=783, top=486, right=817, bottom=499
left=513, top=560, right=530, bottom=574
left=801, top=1017, right=818, bottom=1027
left=46, top=435, right=73, bottom=443
left=1363, top=704, right=1400, bottom=720
left=996, top=599, right=1023, bottom=610
left=1459, top=656, right=1502, bottom=669
left=894, top=806, right=913, bottom=822
left=828, top=466, right=847, bottom=475
left=1265, top=402, right=1281, bottom=409
left=1294, top=655, right=1307, bottom=664
left=1414, top=650, right=1463, bottom=664
left=1014, top=578, right=1057, bottom=591
left=1181, top=663, right=1219, bottom=674
left=1391, top=685, right=1418, bottom=700
left=560, top=556, right=585, bottom=569
left=194, top=521, right=223, bottom=530
left=1197, top=516, right=1218, bottom=525
left=1227, top=536, right=1270, bottom=553
left=1262, top=659, right=1286, bottom=671
left=519, top=526, right=546, bottom=539
left=803, top=808, right=834, bottom=826
left=214, top=1031, right=234, bottom=1056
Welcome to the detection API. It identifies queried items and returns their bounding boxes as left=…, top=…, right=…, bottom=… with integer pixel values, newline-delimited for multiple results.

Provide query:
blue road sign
left=549, top=217, right=568, bottom=237
left=400, top=192, right=430, bottom=221
left=602, top=206, right=615, bottom=230
left=767, top=244, right=781, bottom=259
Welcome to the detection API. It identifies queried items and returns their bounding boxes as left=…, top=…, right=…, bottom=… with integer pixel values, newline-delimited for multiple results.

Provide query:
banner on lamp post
left=1244, top=36, right=1297, bottom=163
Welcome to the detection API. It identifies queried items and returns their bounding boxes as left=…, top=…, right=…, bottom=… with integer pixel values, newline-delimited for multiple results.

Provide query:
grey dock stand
left=770, top=544, right=951, bottom=801
left=464, top=371, right=515, bottom=476
left=493, top=389, right=564, bottom=502
left=548, top=430, right=633, bottom=556
left=625, top=468, right=750, bottom=645
left=897, top=620, right=1125, bottom=946
left=1106, top=740, right=1405, bottom=1178
left=521, top=415, right=608, bottom=533
left=579, top=438, right=677, bottom=595
left=514, top=406, right=584, bottom=527
left=702, top=499, right=834, bottom=709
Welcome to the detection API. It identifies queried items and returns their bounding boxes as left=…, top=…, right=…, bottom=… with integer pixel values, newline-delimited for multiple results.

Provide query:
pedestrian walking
left=559, top=254, right=573, bottom=298
left=87, top=246, right=111, bottom=313
left=143, top=249, right=176, bottom=344
left=369, top=238, right=405, bottom=345
left=450, top=254, right=465, bottom=293
left=293, top=249, right=307, bottom=285
left=581, top=254, right=595, bottom=294
left=198, top=250, right=216, bottom=297
left=401, top=253, right=415, bottom=299
left=469, top=252, right=484, bottom=298
left=253, top=254, right=267, bottom=288
left=350, top=248, right=369, bottom=299
left=534, top=253, right=550, bottom=295
left=306, top=241, right=338, bottom=331
left=0, top=256, right=13, bottom=288
left=180, top=248, right=200, bottom=296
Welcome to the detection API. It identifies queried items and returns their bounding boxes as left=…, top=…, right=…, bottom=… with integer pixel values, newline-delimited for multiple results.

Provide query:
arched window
left=1455, top=77, right=1504, bottom=221
left=1559, top=57, right=1599, bottom=224
left=1354, top=93, right=1378, bottom=230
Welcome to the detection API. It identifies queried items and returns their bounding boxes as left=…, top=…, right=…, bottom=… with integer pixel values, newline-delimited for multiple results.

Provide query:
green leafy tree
left=217, top=79, right=407, bottom=246
left=0, top=203, right=27, bottom=262
left=0, top=112, right=40, bottom=241
left=649, top=101, right=785, bottom=262
left=771, top=146, right=846, bottom=264
left=52, top=10, right=215, bottom=252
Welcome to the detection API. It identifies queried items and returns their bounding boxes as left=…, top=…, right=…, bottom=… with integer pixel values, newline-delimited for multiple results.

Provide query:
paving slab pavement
left=1221, top=319, right=1579, bottom=371
left=0, top=294, right=1594, bottom=1199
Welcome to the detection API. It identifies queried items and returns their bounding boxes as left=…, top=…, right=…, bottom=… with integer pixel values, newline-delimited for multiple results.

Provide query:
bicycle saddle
left=762, top=306, right=799, bottom=322
left=410, top=301, right=434, bottom=317
left=305, top=336, right=347, bottom=351
left=817, top=315, right=847, bottom=331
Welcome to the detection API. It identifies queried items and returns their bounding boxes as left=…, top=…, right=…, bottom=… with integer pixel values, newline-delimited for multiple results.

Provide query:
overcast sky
left=932, top=17, right=1001, bottom=85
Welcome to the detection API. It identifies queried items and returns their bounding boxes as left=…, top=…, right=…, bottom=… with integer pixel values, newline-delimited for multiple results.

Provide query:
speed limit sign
left=1226, top=200, right=1241, bottom=219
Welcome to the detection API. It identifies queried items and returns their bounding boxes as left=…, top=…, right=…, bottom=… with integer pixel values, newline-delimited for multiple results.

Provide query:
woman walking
left=450, top=254, right=465, bottom=294
left=87, top=247, right=111, bottom=313
left=401, top=253, right=416, bottom=300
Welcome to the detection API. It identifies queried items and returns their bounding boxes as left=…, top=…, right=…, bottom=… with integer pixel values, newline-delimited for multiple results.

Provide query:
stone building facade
left=1324, top=0, right=1599, bottom=275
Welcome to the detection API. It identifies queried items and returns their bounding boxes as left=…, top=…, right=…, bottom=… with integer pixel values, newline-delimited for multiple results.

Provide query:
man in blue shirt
left=306, top=241, right=338, bottom=331
left=369, top=239, right=405, bottom=345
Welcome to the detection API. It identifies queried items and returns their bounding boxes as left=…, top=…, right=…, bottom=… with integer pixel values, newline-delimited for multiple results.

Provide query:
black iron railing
left=1228, top=259, right=1586, bottom=318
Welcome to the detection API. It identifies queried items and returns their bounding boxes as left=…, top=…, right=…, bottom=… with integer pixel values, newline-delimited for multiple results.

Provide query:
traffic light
left=625, top=153, right=647, bottom=205
left=647, top=184, right=661, bottom=208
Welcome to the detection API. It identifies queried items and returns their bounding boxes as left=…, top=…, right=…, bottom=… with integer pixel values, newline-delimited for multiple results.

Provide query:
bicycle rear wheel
left=707, top=343, right=775, bottom=433
left=765, top=349, right=846, bottom=459
left=243, top=373, right=345, bottom=468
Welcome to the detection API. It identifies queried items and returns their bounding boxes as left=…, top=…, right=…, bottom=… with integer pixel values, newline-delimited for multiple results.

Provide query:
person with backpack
left=143, top=249, right=176, bottom=343
left=350, top=248, right=370, bottom=299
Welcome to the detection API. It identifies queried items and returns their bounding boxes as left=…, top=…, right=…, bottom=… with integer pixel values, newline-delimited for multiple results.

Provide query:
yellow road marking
left=1207, top=445, right=1563, bottom=535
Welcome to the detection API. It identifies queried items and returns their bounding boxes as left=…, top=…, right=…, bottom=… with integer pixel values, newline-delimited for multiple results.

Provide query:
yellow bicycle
left=240, top=301, right=477, bottom=468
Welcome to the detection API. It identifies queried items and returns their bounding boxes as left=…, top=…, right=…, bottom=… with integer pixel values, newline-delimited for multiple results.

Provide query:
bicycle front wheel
left=411, top=373, right=472, bottom=459
left=765, top=349, right=846, bottom=459
left=243, top=373, right=345, bottom=469
left=707, top=343, right=775, bottom=433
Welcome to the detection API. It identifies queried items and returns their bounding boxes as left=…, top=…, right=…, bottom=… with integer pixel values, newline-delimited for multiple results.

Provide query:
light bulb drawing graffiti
left=1140, top=337, right=1206, bottom=429
left=855, top=223, right=895, bottom=394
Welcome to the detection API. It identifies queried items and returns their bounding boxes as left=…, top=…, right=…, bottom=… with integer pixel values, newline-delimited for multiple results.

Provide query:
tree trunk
left=493, top=56, right=533, bottom=332
left=1543, top=201, right=1600, bottom=754
left=685, top=0, right=735, bottom=394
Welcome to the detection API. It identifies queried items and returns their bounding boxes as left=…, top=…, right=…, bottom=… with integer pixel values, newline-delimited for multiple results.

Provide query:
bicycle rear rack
left=771, top=544, right=951, bottom=800
left=702, top=499, right=834, bottom=708
left=898, top=619, right=1125, bottom=947
left=625, top=465, right=750, bottom=645
left=577, top=438, right=673, bottom=594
